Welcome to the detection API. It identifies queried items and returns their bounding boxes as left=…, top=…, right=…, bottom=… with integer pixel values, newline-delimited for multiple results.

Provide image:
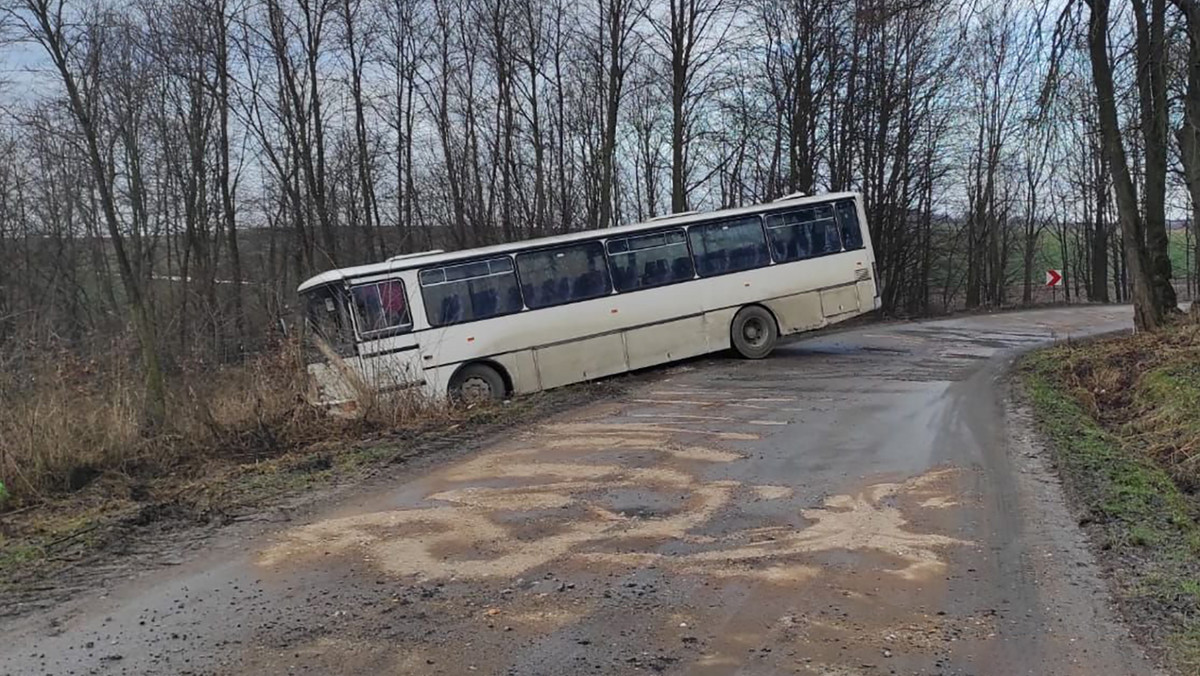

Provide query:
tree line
left=0, top=0, right=1197, bottom=426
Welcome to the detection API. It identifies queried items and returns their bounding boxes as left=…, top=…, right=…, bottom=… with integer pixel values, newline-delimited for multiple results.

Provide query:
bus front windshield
left=304, top=284, right=355, bottom=360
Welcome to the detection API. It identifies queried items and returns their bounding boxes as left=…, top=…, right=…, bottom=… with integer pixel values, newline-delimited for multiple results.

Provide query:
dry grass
left=1045, top=318, right=1200, bottom=490
left=0, top=339, right=455, bottom=512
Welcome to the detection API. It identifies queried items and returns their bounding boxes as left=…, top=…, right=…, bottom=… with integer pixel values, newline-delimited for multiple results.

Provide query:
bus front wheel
left=731, top=306, right=778, bottom=359
left=450, top=363, right=507, bottom=404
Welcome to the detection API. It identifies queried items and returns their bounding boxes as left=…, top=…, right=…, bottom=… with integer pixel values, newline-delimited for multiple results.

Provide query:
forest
left=1, top=0, right=1199, bottom=501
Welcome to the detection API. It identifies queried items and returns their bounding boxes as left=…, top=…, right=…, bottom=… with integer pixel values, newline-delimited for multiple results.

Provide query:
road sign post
left=1046, top=269, right=1063, bottom=303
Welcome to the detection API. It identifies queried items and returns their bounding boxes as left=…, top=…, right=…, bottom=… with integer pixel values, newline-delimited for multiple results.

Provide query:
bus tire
left=730, top=306, right=778, bottom=359
left=449, top=363, right=507, bottom=404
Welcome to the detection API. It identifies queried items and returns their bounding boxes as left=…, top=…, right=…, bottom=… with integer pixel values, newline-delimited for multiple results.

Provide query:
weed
left=1169, top=622, right=1200, bottom=676
left=0, top=543, right=40, bottom=574
left=1128, top=524, right=1163, bottom=547
left=1178, top=579, right=1200, bottom=602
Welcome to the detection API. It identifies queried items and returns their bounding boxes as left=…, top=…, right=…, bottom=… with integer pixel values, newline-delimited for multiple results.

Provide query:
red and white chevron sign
left=1045, top=269, right=1063, bottom=287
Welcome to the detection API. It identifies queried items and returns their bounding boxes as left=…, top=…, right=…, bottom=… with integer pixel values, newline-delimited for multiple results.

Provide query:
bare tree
left=592, top=0, right=646, bottom=228
left=1019, top=122, right=1053, bottom=304
left=3, top=0, right=169, bottom=427
left=1131, top=0, right=1177, bottom=311
left=651, top=0, right=731, bottom=212
left=339, top=0, right=384, bottom=256
left=378, top=0, right=425, bottom=245
left=961, top=3, right=1038, bottom=309
left=264, top=0, right=338, bottom=267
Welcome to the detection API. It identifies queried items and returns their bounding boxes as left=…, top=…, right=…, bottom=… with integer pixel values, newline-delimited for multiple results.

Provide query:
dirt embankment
left=1021, top=321, right=1200, bottom=674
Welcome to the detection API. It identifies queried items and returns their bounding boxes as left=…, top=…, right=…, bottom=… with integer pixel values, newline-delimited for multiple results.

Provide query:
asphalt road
left=1, top=306, right=1162, bottom=675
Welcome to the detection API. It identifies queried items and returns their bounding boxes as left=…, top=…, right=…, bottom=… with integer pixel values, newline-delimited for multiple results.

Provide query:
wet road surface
left=1, top=306, right=1160, bottom=675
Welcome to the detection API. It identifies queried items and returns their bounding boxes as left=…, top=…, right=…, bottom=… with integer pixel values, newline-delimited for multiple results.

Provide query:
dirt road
left=1, top=306, right=1161, bottom=675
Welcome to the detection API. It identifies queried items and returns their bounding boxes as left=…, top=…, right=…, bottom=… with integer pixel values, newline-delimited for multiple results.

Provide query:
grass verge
left=1021, top=325, right=1200, bottom=674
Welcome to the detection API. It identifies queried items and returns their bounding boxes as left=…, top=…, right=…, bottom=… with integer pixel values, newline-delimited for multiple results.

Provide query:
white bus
left=298, top=192, right=879, bottom=405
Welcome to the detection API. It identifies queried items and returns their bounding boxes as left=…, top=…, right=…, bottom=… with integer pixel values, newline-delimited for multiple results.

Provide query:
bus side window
left=419, top=257, right=522, bottom=327
left=517, top=242, right=612, bottom=309
left=350, top=279, right=413, bottom=336
left=688, top=217, right=770, bottom=277
left=606, top=229, right=693, bottom=292
left=836, top=200, right=864, bottom=251
left=765, top=204, right=841, bottom=263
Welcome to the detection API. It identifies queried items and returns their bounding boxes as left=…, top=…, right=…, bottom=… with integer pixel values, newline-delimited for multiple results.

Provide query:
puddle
left=260, top=422, right=970, bottom=586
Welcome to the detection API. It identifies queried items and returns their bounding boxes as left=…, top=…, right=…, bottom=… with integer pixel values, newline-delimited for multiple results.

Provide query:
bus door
left=303, top=283, right=360, bottom=405
left=348, top=279, right=426, bottom=394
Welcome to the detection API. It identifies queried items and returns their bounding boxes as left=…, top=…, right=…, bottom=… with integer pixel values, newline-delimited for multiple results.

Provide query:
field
left=1030, top=228, right=1195, bottom=289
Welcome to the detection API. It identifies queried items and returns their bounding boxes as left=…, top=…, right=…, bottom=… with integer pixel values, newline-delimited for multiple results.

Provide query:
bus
left=297, top=191, right=879, bottom=405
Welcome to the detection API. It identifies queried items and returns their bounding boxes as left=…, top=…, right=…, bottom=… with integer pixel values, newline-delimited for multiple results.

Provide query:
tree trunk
left=1091, top=151, right=1110, bottom=302
left=1085, top=0, right=1163, bottom=330
left=670, top=5, right=686, bottom=213
left=598, top=1, right=623, bottom=228
left=596, top=0, right=640, bottom=229
left=1022, top=230, right=1035, bottom=304
left=343, top=0, right=381, bottom=256
left=1173, top=0, right=1200, bottom=312
left=215, top=0, right=245, bottom=340
left=1132, top=0, right=1177, bottom=313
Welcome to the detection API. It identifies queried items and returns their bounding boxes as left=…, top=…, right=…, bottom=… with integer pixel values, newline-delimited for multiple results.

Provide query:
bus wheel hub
left=744, top=321, right=763, bottom=343
left=462, top=377, right=491, bottom=401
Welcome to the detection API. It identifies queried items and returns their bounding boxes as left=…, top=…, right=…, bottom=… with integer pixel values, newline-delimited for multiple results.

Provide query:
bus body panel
left=701, top=306, right=737, bottom=351
left=307, top=361, right=360, bottom=404
left=764, top=291, right=823, bottom=334
left=496, top=349, right=539, bottom=395
left=535, top=332, right=627, bottom=390
left=626, top=314, right=709, bottom=370
left=358, top=330, right=424, bottom=393
left=856, top=281, right=875, bottom=309
left=820, top=284, right=861, bottom=319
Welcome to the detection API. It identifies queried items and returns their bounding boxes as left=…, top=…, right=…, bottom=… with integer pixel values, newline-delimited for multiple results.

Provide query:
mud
left=0, top=306, right=1162, bottom=675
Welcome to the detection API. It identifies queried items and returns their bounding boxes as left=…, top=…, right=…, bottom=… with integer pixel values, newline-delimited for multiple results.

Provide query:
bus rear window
left=419, top=257, right=523, bottom=327
left=688, top=217, right=770, bottom=277
left=836, top=200, right=864, bottom=251
left=517, top=242, right=612, bottom=309
left=765, top=204, right=842, bottom=263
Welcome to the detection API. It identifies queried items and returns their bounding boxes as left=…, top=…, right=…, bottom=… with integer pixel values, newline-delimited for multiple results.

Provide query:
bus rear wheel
left=449, top=363, right=507, bottom=404
left=731, top=306, right=778, bottom=359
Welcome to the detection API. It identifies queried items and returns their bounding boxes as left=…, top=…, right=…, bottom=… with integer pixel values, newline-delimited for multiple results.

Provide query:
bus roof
left=297, top=191, right=860, bottom=293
